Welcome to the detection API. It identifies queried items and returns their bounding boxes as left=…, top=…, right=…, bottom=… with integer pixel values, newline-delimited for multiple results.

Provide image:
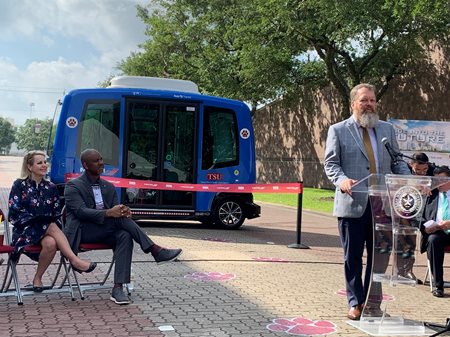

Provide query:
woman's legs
left=45, top=223, right=91, bottom=271
left=33, top=235, right=57, bottom=286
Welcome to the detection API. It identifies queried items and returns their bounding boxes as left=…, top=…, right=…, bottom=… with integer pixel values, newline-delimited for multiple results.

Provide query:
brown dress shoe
left=347, top=305, right=362, bottom=320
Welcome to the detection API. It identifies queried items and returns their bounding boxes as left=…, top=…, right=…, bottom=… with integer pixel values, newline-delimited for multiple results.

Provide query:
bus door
left=123, top=99, right=197, bottom=209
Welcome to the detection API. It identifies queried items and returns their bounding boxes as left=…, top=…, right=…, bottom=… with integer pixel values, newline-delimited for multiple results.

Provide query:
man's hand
left=339, top=179, right=358, bottom=196
left=425, top=223, right=440, bottom=234
left=438, top=220, right=450, bottom=231
left=106, top=204, right=132, bottom=218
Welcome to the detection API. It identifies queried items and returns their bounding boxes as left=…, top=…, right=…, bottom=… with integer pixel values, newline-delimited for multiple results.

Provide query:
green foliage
left=120, top=0, right=449, bottom=116
left=98, top=74, right=116, bottom=88
left=254, top=188, right=334, bottom=213
left=16, top=119, right=55, bottom=152
left=0, top=117, right=16, bottom=154
left=120, top=0, right=301, bottom=109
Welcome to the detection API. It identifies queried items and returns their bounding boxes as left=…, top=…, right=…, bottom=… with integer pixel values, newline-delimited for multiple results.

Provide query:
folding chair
left=0, top=209, right=25, bottom=305
left=59, top=206, right=130, bottom=300
left=0, top=207, right=76, bottom=303
left=423, top=244, right=450, bottom=291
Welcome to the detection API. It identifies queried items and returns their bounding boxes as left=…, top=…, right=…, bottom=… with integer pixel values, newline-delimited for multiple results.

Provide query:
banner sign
left=389, top=119, right=450, bottom=166
left=64, top=174, right=302, bottom=194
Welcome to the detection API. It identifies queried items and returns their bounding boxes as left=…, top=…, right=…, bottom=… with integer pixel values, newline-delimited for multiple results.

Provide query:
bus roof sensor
left=108, top=76, right=199, bottom=93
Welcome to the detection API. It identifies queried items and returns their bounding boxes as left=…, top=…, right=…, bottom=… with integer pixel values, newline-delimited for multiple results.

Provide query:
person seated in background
left=420, top=165, right=450, bottom=297
left=8, top=151, right=96, bottom=292
left=395, top=152, right=435, bottom=282
left=408, top=152, right=435, bottom=176
left=64, top=148, right=183, bottom=305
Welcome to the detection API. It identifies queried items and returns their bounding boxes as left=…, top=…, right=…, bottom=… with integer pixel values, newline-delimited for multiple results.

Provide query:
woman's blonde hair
left=20, top=150, right=47, bottom=179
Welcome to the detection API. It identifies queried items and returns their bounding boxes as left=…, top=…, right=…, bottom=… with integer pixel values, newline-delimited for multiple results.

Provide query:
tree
left=120, top=0, right=305, bottom=113
left=119, top=0, right=449, bottom=116
left=16, top=119, right=54, bottom=152
left=272, top=0, right=449, bottom=114
left=0, top=117, right=16, bottom=154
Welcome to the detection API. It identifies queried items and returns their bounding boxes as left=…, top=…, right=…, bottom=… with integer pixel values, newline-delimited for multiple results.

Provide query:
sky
left=0, top=0, right=150, bottom=126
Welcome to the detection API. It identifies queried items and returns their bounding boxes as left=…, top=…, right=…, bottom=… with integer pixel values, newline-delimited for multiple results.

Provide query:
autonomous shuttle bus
left=49, top=76, right=260, bottom=229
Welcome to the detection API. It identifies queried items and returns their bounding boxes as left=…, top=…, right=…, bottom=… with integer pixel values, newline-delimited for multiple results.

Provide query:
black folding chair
left=58, top=206, right=130, bottom=299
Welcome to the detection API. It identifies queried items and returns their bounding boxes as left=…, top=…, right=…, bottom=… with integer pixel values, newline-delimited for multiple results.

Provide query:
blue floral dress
left=8, top=178, right=62, bottom=261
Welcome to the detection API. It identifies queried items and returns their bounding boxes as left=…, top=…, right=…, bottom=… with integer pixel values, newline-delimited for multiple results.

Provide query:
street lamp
left=29, top=102, right=35, bottom=119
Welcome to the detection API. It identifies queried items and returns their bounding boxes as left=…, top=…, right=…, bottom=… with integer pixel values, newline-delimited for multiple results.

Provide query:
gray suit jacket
left=324, top=117, right=410, bottom=218
left=64, top=172, right=119, bottom=252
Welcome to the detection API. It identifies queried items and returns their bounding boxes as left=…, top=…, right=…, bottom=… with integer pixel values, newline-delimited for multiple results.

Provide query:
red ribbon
left=64, top=174, right=302, bottom=194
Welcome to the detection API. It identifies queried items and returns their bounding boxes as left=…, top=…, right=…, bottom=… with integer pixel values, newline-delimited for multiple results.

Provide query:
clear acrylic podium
left=348, top=174, right=450, bottom=336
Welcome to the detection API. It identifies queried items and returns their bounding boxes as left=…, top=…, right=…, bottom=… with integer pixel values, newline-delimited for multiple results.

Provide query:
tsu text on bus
left=48, top=76, right=260, bottom=229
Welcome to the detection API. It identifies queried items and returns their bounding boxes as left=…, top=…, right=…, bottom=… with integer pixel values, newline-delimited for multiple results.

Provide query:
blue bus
left=49, top=76, right=260, bottom=229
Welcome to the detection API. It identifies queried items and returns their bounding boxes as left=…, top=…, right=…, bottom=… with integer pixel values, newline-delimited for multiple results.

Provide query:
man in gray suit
left=64, top=149, right=182, bottom=305
left=324, top=83, right=409, bottom=320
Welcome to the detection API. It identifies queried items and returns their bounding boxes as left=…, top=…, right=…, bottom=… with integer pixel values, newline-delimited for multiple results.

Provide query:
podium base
left=287, top=243, right=310, bottom=249
left=347, top=317, right=433, bottom=336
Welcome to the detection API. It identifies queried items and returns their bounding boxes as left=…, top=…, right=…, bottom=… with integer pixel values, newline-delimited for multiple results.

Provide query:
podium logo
left=393, top=186, right=423, bottom=219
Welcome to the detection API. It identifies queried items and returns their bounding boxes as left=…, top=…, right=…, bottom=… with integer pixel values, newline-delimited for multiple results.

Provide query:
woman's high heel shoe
left=32, top=284, right=44, bottom=292
left=72, top=262, right=97, bottom=274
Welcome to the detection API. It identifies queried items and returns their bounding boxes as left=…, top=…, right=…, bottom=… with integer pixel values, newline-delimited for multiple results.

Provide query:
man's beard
left=359, top=111, right=379, bottom=128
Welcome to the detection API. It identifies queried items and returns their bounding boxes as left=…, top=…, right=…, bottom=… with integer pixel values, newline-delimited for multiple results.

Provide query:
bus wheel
left=213, top=198, right=244, bottom=229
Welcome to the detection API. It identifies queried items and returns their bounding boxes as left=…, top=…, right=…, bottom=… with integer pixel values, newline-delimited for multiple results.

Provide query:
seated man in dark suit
left=64, top=149, right=182, bottom=305
left=421, top=165, right=450, bottom=297
left=397, top=152, right=434, bottom=281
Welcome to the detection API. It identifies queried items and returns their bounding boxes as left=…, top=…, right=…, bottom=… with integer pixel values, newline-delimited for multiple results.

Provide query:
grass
left=254, top=187, right=335, bottom=214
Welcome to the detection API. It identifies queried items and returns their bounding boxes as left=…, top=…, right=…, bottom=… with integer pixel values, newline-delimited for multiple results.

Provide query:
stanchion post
left=288, top=181, right=310, bottom=249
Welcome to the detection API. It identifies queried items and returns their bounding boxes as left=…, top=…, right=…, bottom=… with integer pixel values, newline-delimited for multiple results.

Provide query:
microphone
left=381, top=137, right=399, bottom=165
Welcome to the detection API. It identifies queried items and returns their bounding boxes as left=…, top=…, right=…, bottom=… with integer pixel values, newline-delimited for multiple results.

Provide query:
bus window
left=202, top=107, right=239, bottom=170
left=164, top=105, right=195, bottom=183
left=126, top=101, right=159, bottom=180
left=77, top=101, right=120, bottom=166
left=161, top=105, right=196, bottom=205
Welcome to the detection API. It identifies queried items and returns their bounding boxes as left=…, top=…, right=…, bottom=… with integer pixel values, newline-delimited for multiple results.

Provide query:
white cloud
left=0, top=0, right=148, bottom=53
left=0, top=0, right=151, bottom=125
left=0, top=57, right=103, bottom=125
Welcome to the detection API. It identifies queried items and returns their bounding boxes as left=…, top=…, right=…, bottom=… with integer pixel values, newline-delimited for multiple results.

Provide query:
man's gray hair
left=350, top=83, right=376, bottom=103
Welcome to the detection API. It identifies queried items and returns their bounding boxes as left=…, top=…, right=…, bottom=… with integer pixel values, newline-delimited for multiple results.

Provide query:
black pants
left=338, top=204, right=390, bottom=308
left=81, top=217, right=154, bottom=284
left=427, top=231, right=450, bottom=289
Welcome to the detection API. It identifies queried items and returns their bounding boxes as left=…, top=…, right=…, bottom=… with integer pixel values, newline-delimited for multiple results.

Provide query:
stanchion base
left=288, top=243, right=310, bottom=249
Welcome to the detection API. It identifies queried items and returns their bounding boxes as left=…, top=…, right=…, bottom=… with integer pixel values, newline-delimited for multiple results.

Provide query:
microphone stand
left=396, top=153, right=415, bottom=161
left=395, top=152, right=437, bottom=170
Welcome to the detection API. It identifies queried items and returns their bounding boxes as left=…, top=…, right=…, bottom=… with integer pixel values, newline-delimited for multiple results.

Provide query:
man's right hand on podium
left=340, top=179, right=358, bottom=196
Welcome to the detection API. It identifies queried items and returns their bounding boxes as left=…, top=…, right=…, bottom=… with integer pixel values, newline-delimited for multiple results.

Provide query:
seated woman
left=8, top=150, right=97, bottom=292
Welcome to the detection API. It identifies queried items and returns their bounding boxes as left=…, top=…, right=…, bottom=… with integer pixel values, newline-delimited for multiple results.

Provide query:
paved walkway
left=0, top=155, right=449, bottom=337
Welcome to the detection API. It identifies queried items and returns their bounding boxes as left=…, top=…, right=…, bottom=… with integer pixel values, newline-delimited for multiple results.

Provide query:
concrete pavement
left=0, top=155, right=449, bottom=337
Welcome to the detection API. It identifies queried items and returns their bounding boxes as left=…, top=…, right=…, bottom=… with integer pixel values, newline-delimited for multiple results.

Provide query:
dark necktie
left=362, top=127, right=376, bottom=174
